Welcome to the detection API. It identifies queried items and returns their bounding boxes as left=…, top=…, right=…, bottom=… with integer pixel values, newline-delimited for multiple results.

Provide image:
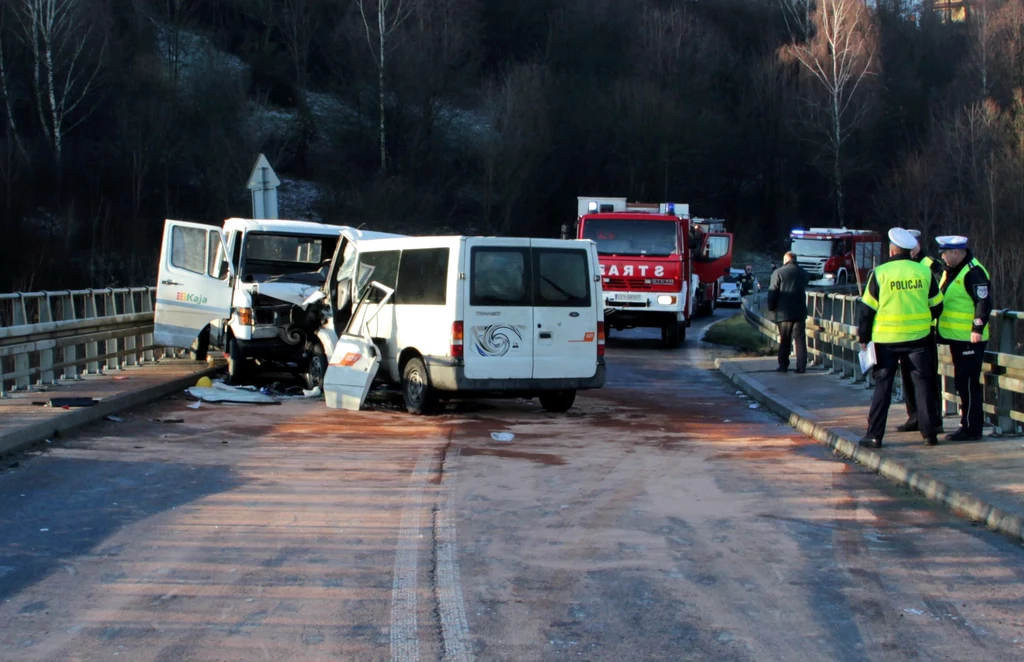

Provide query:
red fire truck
left=789, top=228, right=883, bottom=287
left=575, top=197, right=733, bottom=348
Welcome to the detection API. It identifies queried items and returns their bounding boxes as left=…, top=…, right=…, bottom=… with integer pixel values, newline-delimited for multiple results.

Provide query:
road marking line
left=391, top=454, right=431, bottom=662
left=436, top=447, right=473, bottom=662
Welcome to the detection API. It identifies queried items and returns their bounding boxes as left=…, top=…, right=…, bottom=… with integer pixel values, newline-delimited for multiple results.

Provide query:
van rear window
left=471, top=248, right=530, bottom=306
left=535, top=249, right=591, bottom=307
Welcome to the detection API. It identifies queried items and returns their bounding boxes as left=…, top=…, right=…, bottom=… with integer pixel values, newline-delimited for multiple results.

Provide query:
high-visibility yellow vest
left=938, top=258, right=990, bottom=341
left=862, top=259, right=941, bottom=343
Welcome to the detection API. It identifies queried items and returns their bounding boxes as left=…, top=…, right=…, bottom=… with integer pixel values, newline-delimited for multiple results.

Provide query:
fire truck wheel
left=662, top=321, right=682, bottom=348
left=837, top=271, right=848, bottom=285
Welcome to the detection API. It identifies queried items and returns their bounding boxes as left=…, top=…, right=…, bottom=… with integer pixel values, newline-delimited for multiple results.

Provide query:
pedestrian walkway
left=717, top=356, right=1024, bottom=543
left=0, top=359, right=215, bottom=457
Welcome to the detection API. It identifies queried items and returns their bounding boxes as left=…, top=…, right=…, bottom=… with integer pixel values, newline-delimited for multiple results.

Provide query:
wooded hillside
left=1, top=1, right=1023, bottom=306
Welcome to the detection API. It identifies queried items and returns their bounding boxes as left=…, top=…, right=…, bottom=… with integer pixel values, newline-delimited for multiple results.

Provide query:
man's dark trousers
left=900, top=332, right=941, bottom=428
left=777, top=319, right=806, bottom=371
left=868, top=343, right=937, bottom=440
left=948, top=340, right=987, bottom=436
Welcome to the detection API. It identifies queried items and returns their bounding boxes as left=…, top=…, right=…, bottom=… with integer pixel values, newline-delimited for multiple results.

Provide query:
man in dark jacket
left=767, top=252, right=809, bottom=373
left=738, top=264, right=757, bottom=297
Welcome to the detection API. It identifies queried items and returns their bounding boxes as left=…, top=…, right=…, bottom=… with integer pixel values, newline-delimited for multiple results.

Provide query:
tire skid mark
left=435, top=446, right=473, bottom=662
left=390, top=453, right=432, bottom=662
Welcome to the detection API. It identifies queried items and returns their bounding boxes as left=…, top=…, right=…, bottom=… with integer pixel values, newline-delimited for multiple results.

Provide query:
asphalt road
left=1, top=309, right=1023, bottom=661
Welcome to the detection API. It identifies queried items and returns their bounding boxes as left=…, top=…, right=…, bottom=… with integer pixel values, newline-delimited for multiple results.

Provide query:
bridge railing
left=0, top=288, right=181, bottom=397
left=742, top=290, right=1024, bottom=436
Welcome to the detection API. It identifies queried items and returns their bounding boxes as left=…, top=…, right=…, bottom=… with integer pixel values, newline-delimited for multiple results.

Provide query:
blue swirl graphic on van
left=473, top=324, right=523, bottom=357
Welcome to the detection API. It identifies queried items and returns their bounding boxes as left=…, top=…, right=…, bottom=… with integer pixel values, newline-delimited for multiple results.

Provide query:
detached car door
left=154, top=220, right=233, bottom=348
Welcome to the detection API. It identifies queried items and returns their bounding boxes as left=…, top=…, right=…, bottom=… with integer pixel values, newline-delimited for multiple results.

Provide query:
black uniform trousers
left=947, top=340, right=987, bottom=436
left=901, top=332, right=941, bottom=428
left=868, top=342, right=936, bottom=441
left=777, top=320, right=806, bottom=371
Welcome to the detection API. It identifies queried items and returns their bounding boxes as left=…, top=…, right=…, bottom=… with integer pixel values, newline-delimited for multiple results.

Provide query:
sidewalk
left=0, top=359, right=216, bottom=457
left=716, top=356, right=1024, bottom=543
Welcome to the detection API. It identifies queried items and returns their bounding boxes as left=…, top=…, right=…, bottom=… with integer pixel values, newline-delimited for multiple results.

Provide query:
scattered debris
left=112, top=376, right=130, bottom=381
left=904, top=608, right=924, bottom=616
left=748, top=403, right=759, bottom=409
left=491, top=432, right=515, bottom=442
left=39, top=528, right=49, bottom=532
left=187, top=401, right=202, bottom=410
left=106, top=415, right=125, bottom=423
left=723, top=419, right=732, bottom=423
left=134, top=446, right=144, bottom=449
left=186, top=383, right=278, bottom=404
left=48, top=397, right=97, bottom=408
left=154, top=417, right=184, bottom=423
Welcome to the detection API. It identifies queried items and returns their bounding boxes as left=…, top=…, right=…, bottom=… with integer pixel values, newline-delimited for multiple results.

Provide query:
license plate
left=609, top=292, right=645, bottom=302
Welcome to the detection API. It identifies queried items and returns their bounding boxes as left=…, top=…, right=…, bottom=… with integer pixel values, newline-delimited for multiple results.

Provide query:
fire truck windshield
left=582, top=219, right=678, bottom=257
left=791, top=238, right=835, bottom=257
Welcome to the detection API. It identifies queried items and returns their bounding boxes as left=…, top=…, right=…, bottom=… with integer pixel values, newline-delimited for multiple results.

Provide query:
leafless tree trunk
left=0, top=6, right=26, bottom=159
left=281, top=0, right=315, bottom=96
left=355, top=0, right=413, bottom=174
left=12, top=0, right=106, bottom=169
left=780, top=0, right=879, bottom=226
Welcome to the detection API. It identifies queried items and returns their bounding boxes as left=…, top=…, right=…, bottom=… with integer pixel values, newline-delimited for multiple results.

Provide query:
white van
left=154, top=217, right=399, bottom=387
left=318, top=235, right=606, bottom=413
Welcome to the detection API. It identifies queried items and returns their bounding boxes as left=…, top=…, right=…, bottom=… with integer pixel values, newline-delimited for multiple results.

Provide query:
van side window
left=358, top=250, right=401, bottom=303
left=396, top=248, right=449, bottom=305
left=534, top=249, right=591, bottom=307
left=171, top=225, right=207, bottom=275
left=471, top=248, right=530, bottom=306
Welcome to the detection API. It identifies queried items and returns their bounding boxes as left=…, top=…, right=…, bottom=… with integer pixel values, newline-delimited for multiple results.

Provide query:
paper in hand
left=858, top=341, right=877, bottom=373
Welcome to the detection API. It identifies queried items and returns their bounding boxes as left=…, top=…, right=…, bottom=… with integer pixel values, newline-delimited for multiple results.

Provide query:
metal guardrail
left=0, top=288, right=179, bottom=397
left=742, top=290, right=1024, bottom=436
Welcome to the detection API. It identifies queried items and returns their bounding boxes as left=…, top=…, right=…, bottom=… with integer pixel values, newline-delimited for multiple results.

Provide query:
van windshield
left=582, top=219, right=678, bottom=257
left=242, top=232, right=339, bottom=283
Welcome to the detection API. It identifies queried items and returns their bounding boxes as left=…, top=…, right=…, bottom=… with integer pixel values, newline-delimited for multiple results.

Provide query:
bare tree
left=281, top=0, right=316, bottom=95
left=354, top=0, right=414, bottom=173
left=12, top=0, right=106, bottom=168
left=780, top=0, right=879, bottom=226
left=0, top=5, right=26, bottom=159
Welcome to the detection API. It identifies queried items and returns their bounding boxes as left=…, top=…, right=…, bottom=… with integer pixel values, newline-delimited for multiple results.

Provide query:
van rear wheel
left=539, top=390, right=576, bottom=413
left=402, top=357, right=437, bottom=415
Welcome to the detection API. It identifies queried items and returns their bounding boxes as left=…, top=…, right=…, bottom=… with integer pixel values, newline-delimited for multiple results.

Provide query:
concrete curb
left=0, top=367, right=217, bottom=459
left=716, top=359, right=1024, bottom=545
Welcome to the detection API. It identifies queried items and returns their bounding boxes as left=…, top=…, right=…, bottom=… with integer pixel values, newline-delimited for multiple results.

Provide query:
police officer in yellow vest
left=935, top=235, right=993, bottom=441
left=895, top=229, right=944, bottom=433
left=858, top=228, right=944, bottom=448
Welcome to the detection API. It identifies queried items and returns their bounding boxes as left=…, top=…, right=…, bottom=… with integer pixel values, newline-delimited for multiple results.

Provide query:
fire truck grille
left=796, top=258, right=826, bottom=277
left=604, top=277, right=653, bottom=290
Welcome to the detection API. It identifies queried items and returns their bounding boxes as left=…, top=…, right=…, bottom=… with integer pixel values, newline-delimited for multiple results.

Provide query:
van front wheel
left=402, top=357, right=437, bottom=415
left=539, top=390, right=576, bottom=413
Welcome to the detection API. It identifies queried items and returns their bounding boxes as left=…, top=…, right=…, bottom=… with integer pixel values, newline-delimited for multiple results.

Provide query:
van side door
left=531, top=239, right=599, bottom=379
left=463, top=238, right=533, bottom=379
left=154, top=220, right=233, bottom=348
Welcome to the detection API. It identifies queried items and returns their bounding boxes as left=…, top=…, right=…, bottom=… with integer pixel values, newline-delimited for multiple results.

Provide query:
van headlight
left=657, top=295, right=676, bottom=305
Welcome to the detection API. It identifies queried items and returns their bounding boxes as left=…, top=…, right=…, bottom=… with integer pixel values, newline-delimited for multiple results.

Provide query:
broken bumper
left=424, top=357, right=606, bottom=393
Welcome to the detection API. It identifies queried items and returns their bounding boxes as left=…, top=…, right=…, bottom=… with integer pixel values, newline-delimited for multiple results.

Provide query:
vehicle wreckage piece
left=323, top=281, right=394, bottom=411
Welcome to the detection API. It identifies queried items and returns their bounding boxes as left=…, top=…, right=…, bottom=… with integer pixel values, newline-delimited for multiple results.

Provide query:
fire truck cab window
left=582, top=220, right=677, bottom=257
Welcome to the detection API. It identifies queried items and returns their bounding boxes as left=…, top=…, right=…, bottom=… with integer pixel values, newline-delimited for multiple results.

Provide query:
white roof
left=222, top=217, right=402, bottom=240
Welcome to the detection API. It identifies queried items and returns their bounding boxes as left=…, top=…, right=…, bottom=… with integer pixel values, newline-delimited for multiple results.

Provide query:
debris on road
left=153, top=418, right=184, bottom=424
left=48, top=397, right=98, bottom=408
left=186, top=383, right=278, bottom=404
left=105, top=415, right=125, bottom=423
left=187, top=401, right=202, bottom=410
left=748, top=403, right=759, bottom=409
left=491, top=432, right=515, bottom=442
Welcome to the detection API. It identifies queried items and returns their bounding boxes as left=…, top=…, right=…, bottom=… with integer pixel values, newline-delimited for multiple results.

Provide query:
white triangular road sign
left=246, top=153, right=281, bottom=190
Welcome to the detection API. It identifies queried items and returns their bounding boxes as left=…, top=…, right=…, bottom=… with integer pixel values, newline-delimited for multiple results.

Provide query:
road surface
left=1, top=309, right=1023, bottom=661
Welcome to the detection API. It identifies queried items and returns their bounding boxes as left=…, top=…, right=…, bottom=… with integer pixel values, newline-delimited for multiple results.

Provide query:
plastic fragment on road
left=491, top=432, right=515, bottom=442
left=748, top=403, right=759, bottom=409
left=903, top=608, right=924, bottom=615
left=105, top=415, right=125, bottom=423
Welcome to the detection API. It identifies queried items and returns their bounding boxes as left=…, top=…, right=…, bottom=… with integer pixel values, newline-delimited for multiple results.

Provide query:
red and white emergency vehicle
left=575, top=197, right=733, bottom=347
left=789, top=228, right=883, bottom=287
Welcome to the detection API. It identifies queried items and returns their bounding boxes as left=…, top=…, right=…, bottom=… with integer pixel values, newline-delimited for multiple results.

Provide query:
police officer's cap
left=887, top=227, right=918, bottom=251
left=936, top=235, right=968, bottom=250
left=906, top=229, right=921, bottom=239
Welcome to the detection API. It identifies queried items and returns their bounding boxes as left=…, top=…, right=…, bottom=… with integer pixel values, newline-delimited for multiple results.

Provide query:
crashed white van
left=154, top=217, right=398, bottom=387
left=319, top=235, right=606, bottom=413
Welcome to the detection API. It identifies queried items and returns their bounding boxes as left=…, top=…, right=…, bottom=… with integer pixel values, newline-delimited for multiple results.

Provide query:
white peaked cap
left=888, top=227, right=918, bottom=251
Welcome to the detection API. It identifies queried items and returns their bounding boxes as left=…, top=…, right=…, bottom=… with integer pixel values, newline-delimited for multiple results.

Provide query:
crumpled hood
left=247, top=282, right=323, bottom=309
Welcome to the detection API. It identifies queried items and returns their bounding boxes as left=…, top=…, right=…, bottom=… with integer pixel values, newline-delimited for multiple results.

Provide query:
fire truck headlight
left=657, top=295, right=676, bottom=305
left=824, top=273, right=835, bottom=279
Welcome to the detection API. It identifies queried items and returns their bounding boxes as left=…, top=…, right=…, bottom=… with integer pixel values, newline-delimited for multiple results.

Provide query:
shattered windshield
left=582, top=219, right=678, bottom=257
left=242, top=232, right=339, bottom=282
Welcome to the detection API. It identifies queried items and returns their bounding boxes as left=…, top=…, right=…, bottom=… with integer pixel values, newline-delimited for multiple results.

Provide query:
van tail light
left=451, top=321, right=464, bottom=358
left=597, top=321, right=605, bottom=357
